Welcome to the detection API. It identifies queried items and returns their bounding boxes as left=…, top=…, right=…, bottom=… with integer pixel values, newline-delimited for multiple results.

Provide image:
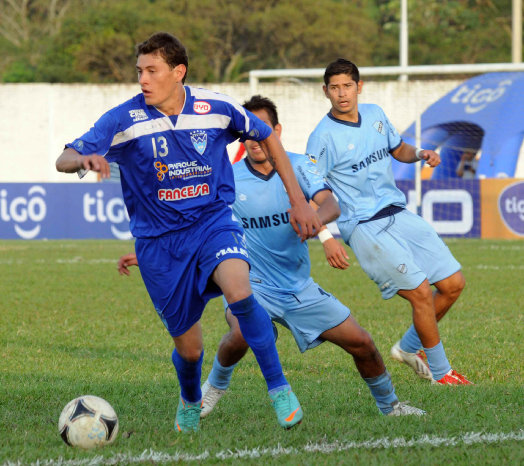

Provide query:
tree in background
left=0, top=0, right=518, bottom=83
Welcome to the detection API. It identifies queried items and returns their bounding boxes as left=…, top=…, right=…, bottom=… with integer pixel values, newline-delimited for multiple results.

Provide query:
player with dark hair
left=122, top=95, right=426, bottom=419
left=56, top=32, right=321, bottom=433
left=306, top=58, right=471, bottom=385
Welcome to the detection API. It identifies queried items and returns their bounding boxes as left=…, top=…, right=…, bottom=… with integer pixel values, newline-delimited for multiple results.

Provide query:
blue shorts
left=347, top=209, right=461, bottom=299
left=224, top=278, right=350, bottom=353
left=136, top=206, right=249, bottom=337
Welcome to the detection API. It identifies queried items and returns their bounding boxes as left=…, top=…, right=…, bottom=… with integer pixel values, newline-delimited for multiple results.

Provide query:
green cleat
left=269, top=388, right=303, bottom=429
left=175, top=397, right=202, bottom=433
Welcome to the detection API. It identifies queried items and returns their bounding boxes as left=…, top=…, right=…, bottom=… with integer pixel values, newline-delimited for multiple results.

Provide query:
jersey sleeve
left=292, top=153, right=330, bottom=202
left=382, top=109, right=402, bottom=152
left=306, top=129, right=334, bottom=178
left=66, top=111, right=122, bottom=163
left=232, top=108, right=272, bottom=143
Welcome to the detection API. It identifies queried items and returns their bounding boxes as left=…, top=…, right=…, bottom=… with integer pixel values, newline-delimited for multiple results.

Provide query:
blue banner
left=0, top=183, right=131, bottom=240
left=0, top=180, right=481, bottom=239
left=396, top=179, right=481, bottom=237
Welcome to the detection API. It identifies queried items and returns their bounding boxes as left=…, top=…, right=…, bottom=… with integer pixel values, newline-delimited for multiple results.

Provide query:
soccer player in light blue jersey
left=56, top=32, right=322, bottom=433
left=306, top=58, right=472, bottom=386
left=186, top=95, right=424, bottom=418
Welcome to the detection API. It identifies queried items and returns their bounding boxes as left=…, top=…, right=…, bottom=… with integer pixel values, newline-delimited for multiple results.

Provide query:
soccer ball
left=58, top=395, right=119, bottom=449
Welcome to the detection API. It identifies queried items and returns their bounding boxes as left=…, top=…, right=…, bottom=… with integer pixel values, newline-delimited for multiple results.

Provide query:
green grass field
left=1, top=239, right=523, bottom=465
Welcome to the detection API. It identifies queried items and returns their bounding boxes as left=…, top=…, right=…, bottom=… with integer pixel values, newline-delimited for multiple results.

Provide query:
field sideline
left=1, top=239, right=523, bottom=465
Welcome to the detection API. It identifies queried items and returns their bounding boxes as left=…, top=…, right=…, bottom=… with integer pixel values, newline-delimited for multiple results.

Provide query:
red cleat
left=433, top=369, right=473, bottom=385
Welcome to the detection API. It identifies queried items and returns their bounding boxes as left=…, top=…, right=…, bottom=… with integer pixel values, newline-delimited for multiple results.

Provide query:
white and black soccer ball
left=58, top=395, right=119, bottom=449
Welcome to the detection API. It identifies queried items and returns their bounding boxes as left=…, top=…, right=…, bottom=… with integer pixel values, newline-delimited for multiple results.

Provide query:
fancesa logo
left=450, top=79, right=512, bottom=114
left=498, top=181, right=524, bottom=236
left=0, top=185, right=47, bottom=239
left=83, top=190, right=132, bottom=240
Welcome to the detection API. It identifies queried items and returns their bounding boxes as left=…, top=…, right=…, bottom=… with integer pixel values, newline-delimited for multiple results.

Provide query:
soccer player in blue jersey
left=306, top=58, right=472, bottom=386
left=177, top=95, right=423, bottom=418
left=56, top=32, right=322, bottom=433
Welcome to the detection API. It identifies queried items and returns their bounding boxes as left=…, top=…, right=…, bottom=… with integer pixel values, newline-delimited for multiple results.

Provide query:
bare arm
left=311, top=192, right=349, bottom=270
left=391, top=142, right=440, bottom=168
left=259, top=132, right=321, bottom=240
left=56, top=147, right=111, bottom=179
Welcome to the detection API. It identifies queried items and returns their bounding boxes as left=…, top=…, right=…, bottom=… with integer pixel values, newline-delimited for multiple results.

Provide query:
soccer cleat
left=269, top=387, right=303, bottom=429
left=200, top=380, right=227, bottom=418
left=391, top=340, right=433, bottom=381
left=433, top=369, right=473, bottom=385
left=175, top=397, right=202, bottom=433
left=386, top=401, right=426, bottom=416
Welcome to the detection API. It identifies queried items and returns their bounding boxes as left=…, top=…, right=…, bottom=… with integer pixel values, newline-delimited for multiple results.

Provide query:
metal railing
left=249, top=62, right=524, bottom=94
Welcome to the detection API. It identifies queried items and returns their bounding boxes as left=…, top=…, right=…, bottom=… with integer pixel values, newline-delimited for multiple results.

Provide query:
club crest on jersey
left=306, top=153, right=317, bottom=164
left=129, top=109, right=148, bottom=122
left=373, top=120, right=386, bottom=135
left=190, top=130, right=207, bottom=155
left=194, top=101, right=211, bottom=114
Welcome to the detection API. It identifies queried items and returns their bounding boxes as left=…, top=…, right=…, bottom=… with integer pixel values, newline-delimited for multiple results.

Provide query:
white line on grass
left=4, top=430, right=523, bottom=466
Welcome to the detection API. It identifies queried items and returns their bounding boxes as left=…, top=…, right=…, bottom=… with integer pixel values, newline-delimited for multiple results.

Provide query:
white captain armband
left=415, top=148, right=425, bottom=160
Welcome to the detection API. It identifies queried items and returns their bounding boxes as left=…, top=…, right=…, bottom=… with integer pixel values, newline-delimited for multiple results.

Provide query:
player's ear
left=323, top=85, right=329, bottom=98
left=357, top=80, right=363, bottom=94
left=274, top=123, right=282, bottom=138
left=174, top=64, right=186, bottom=83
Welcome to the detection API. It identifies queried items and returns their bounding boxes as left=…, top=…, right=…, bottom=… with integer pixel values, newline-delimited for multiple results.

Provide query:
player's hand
left=323, top=238, right=350, bottom=269
left=80, top=155, right=111, bottom=178
left=118, top=253, right=138, bottom=276
left=288, top=201, right=322, bottom=241
left=419, top=149, right=440, bottom=168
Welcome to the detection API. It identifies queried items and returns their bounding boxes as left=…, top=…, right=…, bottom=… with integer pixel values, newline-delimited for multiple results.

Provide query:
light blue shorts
left=347, top=209, right=461, bottom=299
left=224, top=278, right=350, bottom=353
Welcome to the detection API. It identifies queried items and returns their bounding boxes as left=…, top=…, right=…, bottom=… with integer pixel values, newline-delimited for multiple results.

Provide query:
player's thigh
left=320, top=315, right=373, bottom=350
left=349, top=220, right=425, bottom=299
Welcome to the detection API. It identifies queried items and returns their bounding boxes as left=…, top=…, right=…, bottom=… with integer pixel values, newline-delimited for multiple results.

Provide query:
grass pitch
left=0, top=239, right=523, bottom=465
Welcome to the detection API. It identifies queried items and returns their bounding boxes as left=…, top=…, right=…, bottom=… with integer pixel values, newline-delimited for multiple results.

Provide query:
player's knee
left=440, top=272, right=466, bottom=301
left=175, top=347, right=203, bottom=363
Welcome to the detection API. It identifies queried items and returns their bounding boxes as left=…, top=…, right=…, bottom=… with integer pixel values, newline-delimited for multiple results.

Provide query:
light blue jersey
left=232, top=153, right=328, bottom=292
left=306, top=103, right=403, bottom=237
left=67, top=87, right=271, bottom=238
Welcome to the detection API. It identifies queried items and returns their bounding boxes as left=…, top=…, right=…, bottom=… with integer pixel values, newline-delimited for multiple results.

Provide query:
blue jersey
left=232, top=153, right=329, bottom=292
left=306, top=103, right=404, bottom=236
left=66, top=87, right=272, bottom=238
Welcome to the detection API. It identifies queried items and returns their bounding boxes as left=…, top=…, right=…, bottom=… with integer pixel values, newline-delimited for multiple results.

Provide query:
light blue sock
left=424, top=341, right=451, bottom=380
left=171, top=348, right=203, bottom=403
left=229, top=295, right=287, bottom=391
left=400, top=325, right=422, bottom=353
left=207, top=354, right=237, bottom=390
left=363, top=371, right=398, bottom=415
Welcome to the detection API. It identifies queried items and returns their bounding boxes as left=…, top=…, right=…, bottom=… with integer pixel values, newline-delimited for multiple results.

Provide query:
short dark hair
left=136, top=32, right=189, bottom=83
left=324, top=58, right=359, bottom=86
left=242, top=95, right=279, bottom=128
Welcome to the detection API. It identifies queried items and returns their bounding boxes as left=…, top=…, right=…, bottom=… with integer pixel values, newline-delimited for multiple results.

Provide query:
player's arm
left=259, top=132, right=321, bottom=241
left=311, top=191, right=350, bottom=270
left=118, top=253, right=138, bottom=276
left=56, top=147, right=111, bottom=178
left=391, top=142, right=440, bottom=168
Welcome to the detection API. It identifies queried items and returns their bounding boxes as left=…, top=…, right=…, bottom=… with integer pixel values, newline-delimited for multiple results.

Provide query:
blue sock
left=171, top=348, right=203, bottom=403
left=424, top=341, right=451, bottom=380
left=228, top=295, right=287, bottom=391
left=363, top=371, right=398, bottom=415
left=207, top=354, right=237, bottom=390
left=400, top=325, right=422, bottom=353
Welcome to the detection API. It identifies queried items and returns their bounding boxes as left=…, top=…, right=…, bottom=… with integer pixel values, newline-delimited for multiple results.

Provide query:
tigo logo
left=194, top=101, right=211, bottom=114
left=498, top=181, right=524, bottom=235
